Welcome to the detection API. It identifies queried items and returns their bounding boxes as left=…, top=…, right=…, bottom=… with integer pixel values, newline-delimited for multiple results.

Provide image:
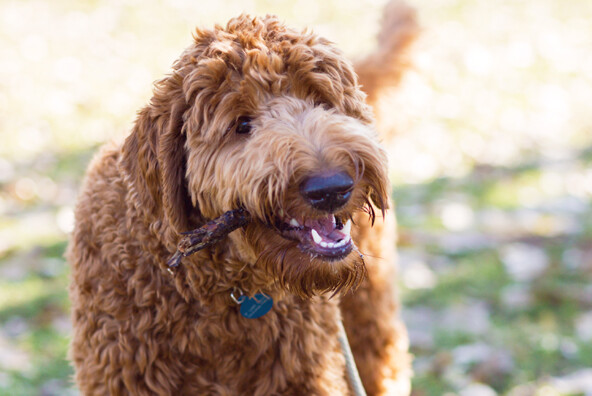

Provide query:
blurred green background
left=0, top=0, right=591, bottom=395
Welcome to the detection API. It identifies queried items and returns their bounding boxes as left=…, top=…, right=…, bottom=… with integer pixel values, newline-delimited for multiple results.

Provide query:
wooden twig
left=168, top=208, right=251, bottom=268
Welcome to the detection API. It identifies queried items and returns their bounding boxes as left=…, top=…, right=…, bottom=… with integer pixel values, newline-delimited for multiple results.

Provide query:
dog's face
left=123, top=15, right=389, bottom=298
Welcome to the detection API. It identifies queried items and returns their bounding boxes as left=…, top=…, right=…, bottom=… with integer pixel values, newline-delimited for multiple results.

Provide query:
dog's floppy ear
left=121, top=82, right=197, bottom=236
left=120, top=31, right=218, bottom=239
left=157, top=101, right=195, bottom=233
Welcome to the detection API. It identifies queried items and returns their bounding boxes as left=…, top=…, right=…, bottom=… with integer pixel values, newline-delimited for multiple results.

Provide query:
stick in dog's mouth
left=168, top=208, right=252, bottom=268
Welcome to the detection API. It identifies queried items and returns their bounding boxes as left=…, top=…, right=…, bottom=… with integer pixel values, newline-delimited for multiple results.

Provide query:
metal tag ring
left=230, top=288, right=245, bottom=305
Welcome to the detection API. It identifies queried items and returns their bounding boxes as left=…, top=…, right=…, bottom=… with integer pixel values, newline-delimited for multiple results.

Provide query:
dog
left=68, top=3, right=417, bottom=395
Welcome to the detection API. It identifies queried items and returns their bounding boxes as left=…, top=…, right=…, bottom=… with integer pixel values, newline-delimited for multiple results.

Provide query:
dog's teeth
left=331, top=215, right=336, bottom=227
left=336, top=235, right=351, bottom=247
left=290, top=218, right=300, bottom=227
left=342, top=220, right=352, bottom=236
left=320, top=241, right=328, bottom=248
left=311, top=229, right=322, bottom=244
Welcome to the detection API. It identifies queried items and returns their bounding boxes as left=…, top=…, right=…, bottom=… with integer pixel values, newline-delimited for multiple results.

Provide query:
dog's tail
left=355, top=0, right=419, bottom=107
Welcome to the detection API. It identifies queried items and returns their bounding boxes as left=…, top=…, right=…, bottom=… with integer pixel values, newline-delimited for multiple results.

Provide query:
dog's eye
left=314, top=101, right=332, bottom=111
left=235, top=117, right=252, bottom=134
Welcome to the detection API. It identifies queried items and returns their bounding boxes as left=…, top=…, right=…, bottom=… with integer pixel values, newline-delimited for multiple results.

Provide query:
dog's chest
left=175, top=297, right=350, bottom=394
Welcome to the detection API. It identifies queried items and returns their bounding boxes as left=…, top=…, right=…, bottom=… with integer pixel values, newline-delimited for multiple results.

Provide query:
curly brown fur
left=68, top=5, right=414, bottom=395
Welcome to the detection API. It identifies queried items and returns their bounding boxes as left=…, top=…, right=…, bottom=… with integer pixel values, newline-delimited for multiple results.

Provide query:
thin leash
left=228, top=285, right=367, bottom=395
left=337, top=320, right=367, bottom=396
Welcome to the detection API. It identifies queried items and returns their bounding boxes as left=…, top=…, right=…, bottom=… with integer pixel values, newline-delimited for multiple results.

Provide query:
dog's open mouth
left=168, top=208, right=356, bottom=268
left=276, top=213, right=353, bottom=260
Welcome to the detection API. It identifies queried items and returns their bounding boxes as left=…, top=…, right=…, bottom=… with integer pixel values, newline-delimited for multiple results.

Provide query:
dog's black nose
left=300, top=172, right=354, bottom=212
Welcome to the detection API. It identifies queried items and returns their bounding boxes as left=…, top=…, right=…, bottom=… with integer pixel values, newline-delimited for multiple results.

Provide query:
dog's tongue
left=304, top=215, right=335, bottom=234
left=304, top=215, right=350, bottom=243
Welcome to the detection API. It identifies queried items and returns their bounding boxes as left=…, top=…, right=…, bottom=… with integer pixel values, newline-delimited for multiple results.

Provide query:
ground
left=0, top=0, right=591, bottom=395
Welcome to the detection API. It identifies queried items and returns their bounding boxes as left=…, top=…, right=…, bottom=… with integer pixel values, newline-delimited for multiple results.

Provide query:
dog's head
left=122, top=15, right=389, bottom=298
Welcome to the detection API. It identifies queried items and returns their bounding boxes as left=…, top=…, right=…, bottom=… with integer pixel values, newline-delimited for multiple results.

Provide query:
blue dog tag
left=239, top=293, right=273, bottom=319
